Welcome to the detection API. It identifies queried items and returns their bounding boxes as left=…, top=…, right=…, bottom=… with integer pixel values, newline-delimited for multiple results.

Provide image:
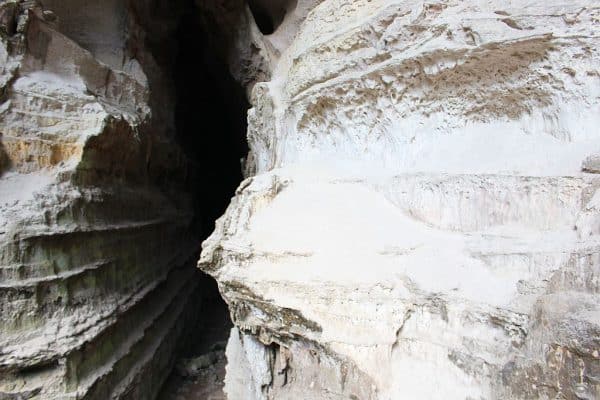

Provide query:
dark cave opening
left=158, top=1, right=250, bottom=397
left=247, top=0, right=297, bottom=35
left=247, top=0, right=276, bottom=35
left=174, top=1, right=250, bottom=241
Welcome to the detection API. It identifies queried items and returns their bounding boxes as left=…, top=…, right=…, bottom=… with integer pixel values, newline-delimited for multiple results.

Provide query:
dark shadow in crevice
left=174, top=0, right=250, bottom=241
left=186, top=274, right=233, bottom=356
left=247, top=0, right=298, bottom=35
left=157, top=1, right=249, bottom=397
left=0, top=137, right=11, bottom=177
left=247, top=0, right=275, bottom=34
left=157, top=270, right=233, bottom=400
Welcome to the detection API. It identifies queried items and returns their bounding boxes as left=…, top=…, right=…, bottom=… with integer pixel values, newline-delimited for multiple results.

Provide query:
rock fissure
left=2, top=0, right=600, bottom=399
left=1, top=0, right=252, bottom=398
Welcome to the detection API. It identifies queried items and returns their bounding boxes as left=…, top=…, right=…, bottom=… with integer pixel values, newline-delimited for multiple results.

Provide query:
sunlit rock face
left=200, top=0, right=600, bottom=399
left=0, top=1, right=205, bottom=399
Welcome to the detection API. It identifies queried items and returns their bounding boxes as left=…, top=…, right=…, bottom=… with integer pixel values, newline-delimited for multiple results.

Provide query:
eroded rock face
left=0, top=1, right=216, bottom=399
left=200, top=0, right=600, bottom=399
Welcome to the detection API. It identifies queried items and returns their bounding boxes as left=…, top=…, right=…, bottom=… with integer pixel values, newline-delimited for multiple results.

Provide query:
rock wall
left=0, top=1, right=215, bottom=398
left=200, top=0, right=600, bottom=399
left=2, top=0, right=599, bottom=398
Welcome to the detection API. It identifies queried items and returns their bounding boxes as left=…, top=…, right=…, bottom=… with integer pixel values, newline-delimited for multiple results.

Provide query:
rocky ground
left=158, top=347, right=227, bottom=400
left=158, top=296, right=232, bottom=400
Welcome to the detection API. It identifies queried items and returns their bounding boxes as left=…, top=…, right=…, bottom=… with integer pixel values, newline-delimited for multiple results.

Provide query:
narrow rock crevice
left=0, top=0, right=250, bottom=398
left=157, top=0, right=251, bottom=396
left=173, top=0, right=250, bottom=239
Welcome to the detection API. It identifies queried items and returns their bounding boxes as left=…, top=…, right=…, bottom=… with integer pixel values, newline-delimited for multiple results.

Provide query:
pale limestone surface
left=200, top=0, right=600, bottom=399
left=0, top=1, right=202, bottom=399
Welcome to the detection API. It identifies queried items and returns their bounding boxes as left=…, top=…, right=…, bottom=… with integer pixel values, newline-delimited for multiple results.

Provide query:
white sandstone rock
left=201, top=0, right=600, bottom=398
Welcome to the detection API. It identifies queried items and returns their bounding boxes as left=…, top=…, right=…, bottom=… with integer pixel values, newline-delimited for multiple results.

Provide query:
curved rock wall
left=200, top=0, right=600, bottom=399
left=0, top=1, right=212, bottom=398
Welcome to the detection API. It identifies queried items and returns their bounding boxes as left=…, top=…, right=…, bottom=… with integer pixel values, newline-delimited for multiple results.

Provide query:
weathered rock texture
left=200, top=0, right=600, bottom=399
left=0, top=1, right=219, bottom=398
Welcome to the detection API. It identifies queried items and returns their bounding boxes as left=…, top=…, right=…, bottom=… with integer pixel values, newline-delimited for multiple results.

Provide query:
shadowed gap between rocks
left=0, top=0, right=250, bottom=398
left=247, top=0, right=298, bottom=34
left=173, top=2, right=249, bottom=241
left=159, top=0, right=250, bottom=397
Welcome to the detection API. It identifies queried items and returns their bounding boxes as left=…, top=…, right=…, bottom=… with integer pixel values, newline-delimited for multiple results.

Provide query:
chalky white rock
left=201, top=0, right=600, bottom=398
